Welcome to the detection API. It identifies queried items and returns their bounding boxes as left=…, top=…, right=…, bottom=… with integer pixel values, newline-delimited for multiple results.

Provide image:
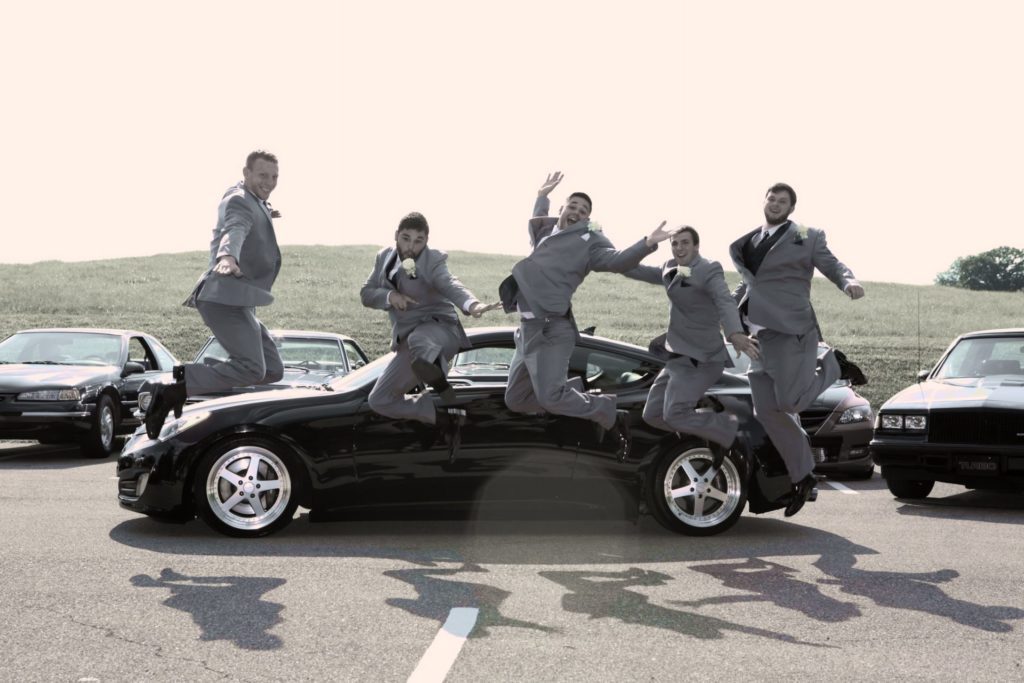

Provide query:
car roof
left=206, top=329, right=358, bottom=343
left=957, top=328, right=1024, bottom=339
left=465, top=325, right=650, bottom=355
left=16, top=328, right=148, bottom=337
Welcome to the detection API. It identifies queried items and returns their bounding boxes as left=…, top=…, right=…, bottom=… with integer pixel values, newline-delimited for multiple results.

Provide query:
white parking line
left=823, top=480, right=858, bottom=494
left=407, top=607, right=479, bottom=683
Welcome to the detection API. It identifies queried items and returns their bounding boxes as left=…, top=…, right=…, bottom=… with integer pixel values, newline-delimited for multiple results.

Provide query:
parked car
left=871, top=328, right=1024, bottom=499
left=0, top=328, right=179, bottom=457
left=187, top=330, right=369, bottom=400
left=119, top=327, right=819, bottom=538
left=724, top=342, right=874, bottom=478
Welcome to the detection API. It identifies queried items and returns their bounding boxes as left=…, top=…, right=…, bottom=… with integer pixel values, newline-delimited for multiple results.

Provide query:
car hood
left=806, top=383, right=857, bottom=411
left=182, top=385, right=357, bottom=415
left=882, top=376, right=1024, bottom=411
left=0, top=363, right=117, bottom=389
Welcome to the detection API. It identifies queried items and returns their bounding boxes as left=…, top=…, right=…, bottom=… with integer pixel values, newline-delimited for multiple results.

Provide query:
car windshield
left=327, top=352, right=394, bottom=392
left=0, top=331, right=122, bottom=366
left=934, top=336, right=1024, bottom=379
left=198, top=336, right=348, bottom=371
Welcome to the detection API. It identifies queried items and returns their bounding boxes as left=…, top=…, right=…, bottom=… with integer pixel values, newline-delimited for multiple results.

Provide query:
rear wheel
left=82, top=394, right=119, bottom=458
left=193, top=437, right=301, bottom=537
left=885, top=477, right=934, bottom=499
left=647, top=441, right=748, bottom=536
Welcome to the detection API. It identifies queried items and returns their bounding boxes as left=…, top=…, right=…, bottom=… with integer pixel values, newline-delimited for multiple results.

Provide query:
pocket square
left=581, top=233, right=591, bottom=241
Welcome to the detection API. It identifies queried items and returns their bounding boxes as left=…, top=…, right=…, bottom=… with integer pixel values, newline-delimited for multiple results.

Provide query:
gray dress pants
left=184, top=300, right=284, bottom=395
left=643, top=355, right=736, bottom=447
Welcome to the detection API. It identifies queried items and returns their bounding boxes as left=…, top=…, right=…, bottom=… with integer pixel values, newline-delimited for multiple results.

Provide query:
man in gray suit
left=361, top=212, right=497, bottom=436
left=143, top=150, right=284, bottom=439
left=498, top=171, right=679, bottom=460
left=627, top=227, right=760, bottom=459
left=730, top=182, right=865, bottom=517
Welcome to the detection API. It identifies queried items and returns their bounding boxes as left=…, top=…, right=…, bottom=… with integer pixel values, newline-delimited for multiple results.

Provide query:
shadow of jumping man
left=131, top=568, right=286, bottom=650
left=385, top=563, right=557, bottom=638
left=539, top=567, right=829, bottom=647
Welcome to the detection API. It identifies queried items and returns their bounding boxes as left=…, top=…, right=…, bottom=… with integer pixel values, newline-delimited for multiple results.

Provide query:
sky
left=3, top=0, right=1022, bottom=285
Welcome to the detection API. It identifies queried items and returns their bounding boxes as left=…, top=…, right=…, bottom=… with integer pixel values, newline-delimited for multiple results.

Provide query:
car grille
left=927, top=410, right=1024, bottom=446
left=800, top=409, right=832, bottom=431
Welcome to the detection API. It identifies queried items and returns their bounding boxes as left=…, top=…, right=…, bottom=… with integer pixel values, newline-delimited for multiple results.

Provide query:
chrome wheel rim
left=205, top=446, right=292, bottom=531
left=99, top=404, right=115, bottom=450
left=662, top=447, right=742, bottom=528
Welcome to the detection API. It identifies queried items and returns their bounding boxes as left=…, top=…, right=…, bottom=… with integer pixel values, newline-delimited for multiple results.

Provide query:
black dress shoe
left=412, top=358, right=457, bottom=404
left=144, top=380, right=187, bottom=439
left=833, top=349, right=867, bottom=386
left=606, top=410, right=632, bottom=462
left=784, top=474, right=818, bottom=517
left=436, top=406, right=467, bottom=463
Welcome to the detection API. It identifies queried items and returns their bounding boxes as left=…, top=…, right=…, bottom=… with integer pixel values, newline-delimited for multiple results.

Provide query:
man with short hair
left=144, top=150, right=285, bottom=439
left=361, top=212, right=497, bottom=438
left=627, top=226, right=760, bottom=459
left=498, top=171, right=680, bottom=460
left=730, top=182, right=866, bottom=517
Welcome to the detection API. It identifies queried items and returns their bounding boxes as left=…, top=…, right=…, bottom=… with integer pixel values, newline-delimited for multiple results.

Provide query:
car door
left=119, top=337, right=168, bottom=406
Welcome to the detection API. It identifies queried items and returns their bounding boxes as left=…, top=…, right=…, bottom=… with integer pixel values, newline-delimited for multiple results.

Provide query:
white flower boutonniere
left=678, top=266, right=692, bottom=278
left=794, top=224, right=809, bottom=243
left=401, top=257, right=417, bottom=279
left=588, top=220, right=602, bottom=233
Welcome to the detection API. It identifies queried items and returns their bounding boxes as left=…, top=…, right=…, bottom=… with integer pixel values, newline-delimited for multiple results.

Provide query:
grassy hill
left=2, top=245, right=1021, bottom=410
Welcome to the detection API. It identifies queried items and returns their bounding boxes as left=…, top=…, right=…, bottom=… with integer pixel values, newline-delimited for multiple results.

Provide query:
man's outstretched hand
left=469, top=301, right=504, bottom=318
left=644, top=222, right=683, bottom=247
left=538, top=171, right=563, bottom=197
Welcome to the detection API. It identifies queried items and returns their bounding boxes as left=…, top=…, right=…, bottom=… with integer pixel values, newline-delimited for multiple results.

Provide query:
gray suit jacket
left=729, top=223, right=856, bottom=336
left=185, top=183, right=281, bottom=308
left=627, top=256, right=743, bottom=363
left=360, top=246, right=478, bottom=351
left=500, top=196, right=657, bottom=318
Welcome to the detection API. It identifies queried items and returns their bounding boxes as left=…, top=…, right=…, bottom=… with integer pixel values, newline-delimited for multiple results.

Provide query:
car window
left=128, top=337, right=157, bottom=370
left=148, top=339, right=177, bottom=370
left=936, top=336, right=1024, bottom=378
left=0, top=331, right=121, bottom=366
left=343, top=340, right=368, bottom=369
left=570, top=348, right=659, bottom=390
left=274, top=337, right=347, bottom=370
left=450, top=346, right=515, bottom=380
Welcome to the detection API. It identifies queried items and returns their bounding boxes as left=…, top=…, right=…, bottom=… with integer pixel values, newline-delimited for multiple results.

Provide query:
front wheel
left=82, top=394, right=119, bottom=458
left=193, top=438, right=301, bottom=537
left=885, top=477, right=934, bottom=499
left=647, top=441, right=748, bottom=536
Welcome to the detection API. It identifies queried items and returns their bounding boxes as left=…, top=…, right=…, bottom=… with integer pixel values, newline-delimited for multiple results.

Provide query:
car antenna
left=917, top=288, right=922, bottom=372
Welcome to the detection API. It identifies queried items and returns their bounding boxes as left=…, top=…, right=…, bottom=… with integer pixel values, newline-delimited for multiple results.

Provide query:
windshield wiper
left=22, top=360, right=68, bottom=365
left=283, top=364, right=311, bottom=373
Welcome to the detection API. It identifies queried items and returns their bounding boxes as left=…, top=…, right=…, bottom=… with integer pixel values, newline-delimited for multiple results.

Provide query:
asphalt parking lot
left=2, top=441, right=1022, bottom=682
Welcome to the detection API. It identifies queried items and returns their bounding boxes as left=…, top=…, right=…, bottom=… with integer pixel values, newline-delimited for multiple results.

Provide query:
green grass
left=2, top=245, right=1021, bottom=410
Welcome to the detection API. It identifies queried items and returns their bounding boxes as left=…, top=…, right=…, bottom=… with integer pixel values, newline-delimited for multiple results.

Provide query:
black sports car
left=118, top=327, right=810, bottom=538
left=872, top=328, right=1024, bottom=498
left=188, top=329, right=369, bottom=400
left=0, top=328, right=180, bottom=457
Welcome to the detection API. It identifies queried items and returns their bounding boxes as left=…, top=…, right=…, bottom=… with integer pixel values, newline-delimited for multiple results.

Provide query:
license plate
left=956, top=455, right=1000, bottom=475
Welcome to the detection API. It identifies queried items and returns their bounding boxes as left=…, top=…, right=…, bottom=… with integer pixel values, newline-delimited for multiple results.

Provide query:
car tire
left=848, top=466, right=874, bottom=480
left=193, top=437, right=301, bottom=538
left=647, top=439, right=748, bottom=536
left=82, top=394, right=119, bottom=458
left=885, top=478, right=934, bottom=499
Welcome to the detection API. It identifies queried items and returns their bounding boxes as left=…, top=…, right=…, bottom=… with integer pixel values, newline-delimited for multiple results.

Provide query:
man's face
left=242, top=159, right=279, bottom=201
left=395, top=228, right=428, bottom=260
left=671, top=232, right=698, bottom=266
left=559, top=195, right=592, bottom=226
left=762, top=191, right=794, bottom=226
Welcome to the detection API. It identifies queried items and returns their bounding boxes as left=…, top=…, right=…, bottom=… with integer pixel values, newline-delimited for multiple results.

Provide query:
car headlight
left=838, top=405, right=873, bottom=424
left=155, top=411, right=211, bottom=442
left=878, top=413, right=927, bottom=432
left=904, top=415, right=927, bottom=431
left=18, top=388, right=81, bottom=401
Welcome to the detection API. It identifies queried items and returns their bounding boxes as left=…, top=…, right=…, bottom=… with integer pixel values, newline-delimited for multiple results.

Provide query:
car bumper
left=0, top=405, right=95, bottom=439
left=116, top=429, right=191, bottom=517
left=809, top=425, right=873, bottom=475
left=872, top=439, right=1024, bottom=488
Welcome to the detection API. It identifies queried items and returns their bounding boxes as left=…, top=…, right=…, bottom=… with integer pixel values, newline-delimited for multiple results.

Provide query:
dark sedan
left=872, top=328, right=1024, bottom=498
left=725, top=343, right=874, bottom=478
left=186, top=329, right=369, bottom=401
left=0, top=328, right=179, bottom=457
left=118, top=327, right=810, bottom=538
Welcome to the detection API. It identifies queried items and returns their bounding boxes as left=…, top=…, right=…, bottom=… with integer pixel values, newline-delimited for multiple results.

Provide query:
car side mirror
left=915, top=369, right=930, bottom=382
left=122, top=361, right=147, bottom=377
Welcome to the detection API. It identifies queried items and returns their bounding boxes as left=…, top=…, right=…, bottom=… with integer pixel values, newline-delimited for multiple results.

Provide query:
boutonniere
left=587, top=220, right=602, bottom=233
left=402, top=257, right=417, bottom=279
left=678, top=266, right=692, bottom=278
left=794, top=223, right=809, bottom=244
